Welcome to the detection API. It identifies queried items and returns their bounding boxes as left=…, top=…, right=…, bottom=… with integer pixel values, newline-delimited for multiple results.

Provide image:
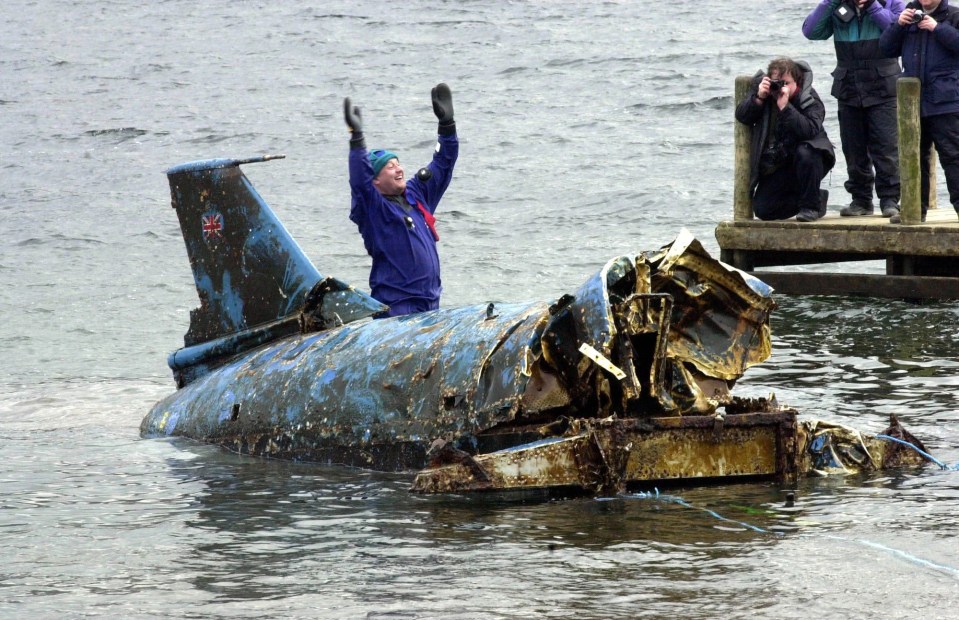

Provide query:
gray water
left=2, top=1, right=958, bottom=617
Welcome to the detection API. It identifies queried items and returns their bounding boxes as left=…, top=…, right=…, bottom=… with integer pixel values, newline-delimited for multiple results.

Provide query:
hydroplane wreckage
left=142, top=156, right=930, bottom=494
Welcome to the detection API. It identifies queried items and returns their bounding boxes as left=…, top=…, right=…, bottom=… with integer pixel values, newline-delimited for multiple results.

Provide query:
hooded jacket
left=803, top=0, right=905, bottom=107
left=880, top=0, right=959, bottom=117
left=735, top=61, right=837, bottom=195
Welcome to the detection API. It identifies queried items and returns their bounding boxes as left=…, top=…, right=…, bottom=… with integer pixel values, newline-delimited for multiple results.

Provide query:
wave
left=627, top=95, right=733, bottom=112
left=82, top=127, right=149, bottom=144
left=16, top=234, right=104, bottom=248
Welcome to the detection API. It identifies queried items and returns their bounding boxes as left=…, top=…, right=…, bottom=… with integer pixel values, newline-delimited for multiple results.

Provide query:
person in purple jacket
left=880, top=0, right=959, bottom=222
left=343, top=84, right=458, bottom=317
left=803, top=0, right=906, bottom=219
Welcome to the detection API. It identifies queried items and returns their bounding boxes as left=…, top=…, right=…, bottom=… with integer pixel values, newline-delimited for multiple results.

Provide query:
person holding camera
left=880, top=0, right=959, bottom=222
left=343, top=83, right=458, bottom=316
left=736, top=58, right=836, bottom=221
left=804, top=0, right=905, bottom=219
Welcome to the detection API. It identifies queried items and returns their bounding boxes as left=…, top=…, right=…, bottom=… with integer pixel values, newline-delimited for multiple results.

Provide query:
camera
left=834, top=1, right=856, bottom=23
left=906, top=1, right=926, bottom=22
left=769, top=79, right=785, bottom=93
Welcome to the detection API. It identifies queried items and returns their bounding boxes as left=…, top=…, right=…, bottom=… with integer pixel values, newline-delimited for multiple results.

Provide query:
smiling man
left=344, top=83, right=458, bottom=316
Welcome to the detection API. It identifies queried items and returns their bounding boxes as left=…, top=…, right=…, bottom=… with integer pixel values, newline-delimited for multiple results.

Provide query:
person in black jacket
left=804, top=0, right=905, bottom=218
left=880, top=0, right=959, bottom=222
left=735, top=58, right=837, bottom=221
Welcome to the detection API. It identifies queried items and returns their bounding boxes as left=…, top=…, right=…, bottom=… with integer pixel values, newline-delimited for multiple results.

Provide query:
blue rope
left=619, top=488, right=781, bottom=536
left=616, top=490, right=959, bottom=577
left=876, top=434, right=959, bottom=471
left=609, top=436, right=959, bottom=575
left=821, top=534, right=959, bottom=578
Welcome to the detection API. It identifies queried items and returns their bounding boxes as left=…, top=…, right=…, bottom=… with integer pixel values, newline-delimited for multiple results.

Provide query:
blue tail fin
left=167, top=156, right=322, bottom=345
left=165, top=156, right=385, bottom=385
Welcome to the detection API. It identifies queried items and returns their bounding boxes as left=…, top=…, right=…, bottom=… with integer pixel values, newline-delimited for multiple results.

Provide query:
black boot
left=840, top=198, right=874, bottom=216
left=797, top=190, right=828, bottom=222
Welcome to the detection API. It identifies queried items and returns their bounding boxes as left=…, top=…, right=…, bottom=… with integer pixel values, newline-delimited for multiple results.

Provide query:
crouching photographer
left=735, top=57, right=836, bottom=221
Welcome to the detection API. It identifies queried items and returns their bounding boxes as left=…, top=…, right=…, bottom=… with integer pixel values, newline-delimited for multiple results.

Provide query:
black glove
left=343, top=97, right=365, bottom=148
left=431, top=83, right=455, bottom=136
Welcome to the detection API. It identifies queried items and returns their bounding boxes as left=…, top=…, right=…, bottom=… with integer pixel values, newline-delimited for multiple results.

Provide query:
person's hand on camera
left=918, top=14, right=938, bottom=30
left=757, top=76, right=771, bottom=100
left=899, top=8, right=915, bottom=25
left=776, top=84, right=791, bottom=111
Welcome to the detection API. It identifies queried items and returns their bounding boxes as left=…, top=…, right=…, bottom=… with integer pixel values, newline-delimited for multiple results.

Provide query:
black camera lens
left=769, top=79, right=785, bottom=92
left=913, top=9, right=925, bottom=22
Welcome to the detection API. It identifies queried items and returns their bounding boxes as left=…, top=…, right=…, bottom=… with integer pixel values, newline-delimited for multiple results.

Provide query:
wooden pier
left=716, top=76, right=959, bottom=300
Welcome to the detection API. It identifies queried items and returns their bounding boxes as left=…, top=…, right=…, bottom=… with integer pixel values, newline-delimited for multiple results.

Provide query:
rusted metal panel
left=410, top=411, right=927, bottom=494
left=411, top=411, right=796, bottom=494
left=622, top=425, right=779, bottom=481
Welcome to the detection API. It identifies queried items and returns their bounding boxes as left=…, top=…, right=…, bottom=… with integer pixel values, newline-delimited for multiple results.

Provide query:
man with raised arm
left=343, top=84, right=458, bottom=317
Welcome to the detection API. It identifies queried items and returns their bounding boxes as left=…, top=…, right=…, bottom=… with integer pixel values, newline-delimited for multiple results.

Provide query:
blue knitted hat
left=369, top=149, right=399, bottom=177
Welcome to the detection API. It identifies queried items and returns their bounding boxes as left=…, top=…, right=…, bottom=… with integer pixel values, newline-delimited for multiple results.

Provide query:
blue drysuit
left=349, top=133, right=458, bottom=316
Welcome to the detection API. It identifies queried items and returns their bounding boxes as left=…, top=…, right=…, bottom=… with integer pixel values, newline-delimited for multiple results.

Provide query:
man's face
left=373, top=158, right=406, bottom=196
left=770, top=69, right=799, bottom=99
left=919, top=0, right=940, bottom=11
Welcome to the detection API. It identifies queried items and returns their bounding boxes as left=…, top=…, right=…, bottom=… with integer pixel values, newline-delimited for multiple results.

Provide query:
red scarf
left=415, top=202, right=439, bottom=241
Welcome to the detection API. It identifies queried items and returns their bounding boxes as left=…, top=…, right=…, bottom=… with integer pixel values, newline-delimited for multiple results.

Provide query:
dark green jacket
left=803, top=0, right=905, bottom=106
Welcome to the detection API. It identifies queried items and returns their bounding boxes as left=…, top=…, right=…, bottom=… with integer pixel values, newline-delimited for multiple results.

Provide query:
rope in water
left=611, top=436, right=959, bottom=575
left=876, top=434, right=959, bottom=471
left=616, top=489, right=959, bottom=577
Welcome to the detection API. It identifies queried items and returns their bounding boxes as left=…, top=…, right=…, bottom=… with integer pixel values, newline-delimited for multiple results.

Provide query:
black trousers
left=752, top=144, right=827, bottom=220
left=838, top=100, right=900, bottom=203
left=920, top=113, right=959, bottom=214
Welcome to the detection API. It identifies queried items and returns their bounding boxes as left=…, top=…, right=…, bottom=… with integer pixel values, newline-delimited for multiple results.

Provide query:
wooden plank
left=715, top=212, right=959, bottom=257
left=746, top=251, right=885, bottom=267
left=750, top=272, right=959, bottom=299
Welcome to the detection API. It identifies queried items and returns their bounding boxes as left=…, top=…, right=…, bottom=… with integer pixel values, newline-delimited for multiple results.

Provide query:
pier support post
left=734, top=76, right=753, bottom=221
left=898, top=78, right=923, bottom=225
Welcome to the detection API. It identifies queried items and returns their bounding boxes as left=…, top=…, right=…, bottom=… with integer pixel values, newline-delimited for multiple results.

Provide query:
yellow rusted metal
left=411, top=410, right=799, bottom=494
left=621, top=425, right=779, bottom=481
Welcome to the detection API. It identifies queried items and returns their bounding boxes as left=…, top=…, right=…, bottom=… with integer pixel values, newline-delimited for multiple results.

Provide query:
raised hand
left=343, top=97, right=363, bottom=134
left=431, top=83, right=454, bottom=125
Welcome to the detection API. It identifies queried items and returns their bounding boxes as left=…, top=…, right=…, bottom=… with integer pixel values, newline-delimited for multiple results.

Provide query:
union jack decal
left=202, top=212, right=223, bottom=241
